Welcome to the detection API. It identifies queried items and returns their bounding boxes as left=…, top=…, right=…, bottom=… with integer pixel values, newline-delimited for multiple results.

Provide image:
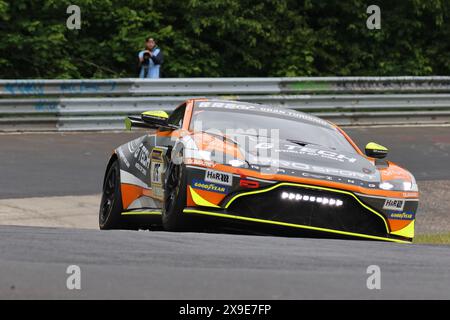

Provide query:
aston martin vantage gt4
left=99, top=99, right=418, bottom=243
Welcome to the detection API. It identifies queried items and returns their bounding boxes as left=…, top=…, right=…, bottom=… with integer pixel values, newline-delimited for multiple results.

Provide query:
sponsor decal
left=151, top=162, right=162, bottom=184
left=258, top=107, right=329, bottom=126
left=185, top=158, right=215, bottom=167
left=261, top=143, right=358, bottom=163
left=301, top=172, right=333, bottom=181
left=205, top=169, right=233, bottom=186
left=402, top=192, right=419, bottom=198
left=196, top=101, right=330, bottom=127
left=150, top=148, right=165, bottom=200
left=380, top=166, right=413, bottom=180
left=127, top=142, right=150, bottom=176
left=387, top=211, right=415, bottom=220
left=383, top=199, right=405, bottom=211
left=191, top=179, right=229, bottom=194
left=247, top=164, right=378, bottom=188
left=151, top=149, right=163, bottom=160
left=249, top=156, right=378, bottom=181
left=117, top=147, right=130, bottom=168
left=127, top=139, right=140, bottom=154
left=197, top=101, right=255, bottom=111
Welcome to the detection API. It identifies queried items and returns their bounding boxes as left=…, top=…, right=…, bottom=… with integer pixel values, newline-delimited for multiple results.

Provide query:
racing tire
left=99, top=159, right=126, bottom=230
left=162, top=162, right=191, bottom=231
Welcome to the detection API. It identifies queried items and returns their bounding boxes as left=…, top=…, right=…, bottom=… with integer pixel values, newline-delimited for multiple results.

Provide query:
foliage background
left=0, top=0, right=449, bottom=78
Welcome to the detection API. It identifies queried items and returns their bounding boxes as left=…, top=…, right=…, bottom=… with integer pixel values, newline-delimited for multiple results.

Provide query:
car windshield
left=190, top=105, right=357, bottom=154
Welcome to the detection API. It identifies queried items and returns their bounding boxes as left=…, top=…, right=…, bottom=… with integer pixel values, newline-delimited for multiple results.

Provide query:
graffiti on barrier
left=4, top=81, right=45, bottom=95
left=34, top=101, right=59, bottom=111
left=2, top=80, right=118, bottom=95
left=59, top=80, right=117, bottom=94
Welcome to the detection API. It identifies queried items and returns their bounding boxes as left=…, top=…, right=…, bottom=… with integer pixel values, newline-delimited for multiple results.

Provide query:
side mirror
left=125, top=110, right=176, bottom=130
left=141, top=110, right=169, bottom=126
left=365, top=142, right=388, bottom=159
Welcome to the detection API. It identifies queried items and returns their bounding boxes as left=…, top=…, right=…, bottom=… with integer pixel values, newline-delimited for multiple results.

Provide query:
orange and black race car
left=99, top=99, right=419, bottom=243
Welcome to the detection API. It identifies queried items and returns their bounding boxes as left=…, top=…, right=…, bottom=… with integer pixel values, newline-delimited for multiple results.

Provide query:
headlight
left=184, top=149, right=212, bottom=161
left=228, top=159, right=248, bottom=168
left=403, top=181, right=418, bottom=191
left=379, top=182, right=394, bottom=190
left=379, top=180, right=418, bottom=191
left=185, top=149, right=249, bottom=169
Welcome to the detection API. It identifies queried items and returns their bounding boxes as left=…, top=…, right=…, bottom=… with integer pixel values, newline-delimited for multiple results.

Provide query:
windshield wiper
left=286, top=139, right=338, bottom=151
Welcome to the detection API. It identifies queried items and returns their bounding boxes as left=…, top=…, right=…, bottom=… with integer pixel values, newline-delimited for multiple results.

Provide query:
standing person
left=138, top=37, right=163, bottom=78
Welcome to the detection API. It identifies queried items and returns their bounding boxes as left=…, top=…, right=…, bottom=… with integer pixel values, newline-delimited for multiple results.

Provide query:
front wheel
left=162, top=162, right=191, bottom=231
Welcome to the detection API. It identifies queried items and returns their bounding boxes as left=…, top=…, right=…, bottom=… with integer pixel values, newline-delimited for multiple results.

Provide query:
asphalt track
left=0, top=126, right=450, bottom=299
left=1, top=225, right=449, bottom=299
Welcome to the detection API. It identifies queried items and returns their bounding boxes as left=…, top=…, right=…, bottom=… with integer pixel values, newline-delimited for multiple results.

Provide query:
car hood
left=187, top=132, right=382, bottom=189
left=243, top=139, right=381, bottom=188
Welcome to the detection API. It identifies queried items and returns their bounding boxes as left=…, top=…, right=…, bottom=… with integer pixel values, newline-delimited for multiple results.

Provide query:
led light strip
left=281, top=191, right=343, bottom=207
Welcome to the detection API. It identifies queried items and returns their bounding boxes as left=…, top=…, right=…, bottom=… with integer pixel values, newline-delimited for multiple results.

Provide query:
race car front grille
left=225, top=185, right=388, bottom=237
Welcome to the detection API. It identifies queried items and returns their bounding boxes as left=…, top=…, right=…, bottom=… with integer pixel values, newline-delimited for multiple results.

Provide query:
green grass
left=414, top=233, right=450, bottom=245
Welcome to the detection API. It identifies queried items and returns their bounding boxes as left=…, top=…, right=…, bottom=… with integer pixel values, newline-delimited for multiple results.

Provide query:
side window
left=167, top=104, right=186, bottom=128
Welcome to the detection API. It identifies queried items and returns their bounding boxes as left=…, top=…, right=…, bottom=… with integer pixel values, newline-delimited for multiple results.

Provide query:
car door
left=147, top=102, right=188, bottom=201
left=117, top=102, right=188, bottom=211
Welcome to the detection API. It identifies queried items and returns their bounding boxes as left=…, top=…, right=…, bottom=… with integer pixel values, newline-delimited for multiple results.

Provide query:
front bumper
left=186, top=180, right=414, bottom=243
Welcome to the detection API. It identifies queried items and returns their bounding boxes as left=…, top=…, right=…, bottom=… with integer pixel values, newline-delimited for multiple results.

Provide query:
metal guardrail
left=3, top=77, right=450, bottom=96
left=1, top=77, right=450, bottom=131
left=2, top=94, right=450, bottom=115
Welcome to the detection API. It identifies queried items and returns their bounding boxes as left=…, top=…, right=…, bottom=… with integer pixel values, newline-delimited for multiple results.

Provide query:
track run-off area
left=0, top=125, right=449, bottom=299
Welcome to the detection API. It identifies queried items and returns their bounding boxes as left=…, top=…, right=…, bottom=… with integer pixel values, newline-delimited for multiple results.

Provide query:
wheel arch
left=103, top=152, right=119, bottom=188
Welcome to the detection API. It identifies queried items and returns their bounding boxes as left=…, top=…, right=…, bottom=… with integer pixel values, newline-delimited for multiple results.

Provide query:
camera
left=142, top=52, right=151, bottom=65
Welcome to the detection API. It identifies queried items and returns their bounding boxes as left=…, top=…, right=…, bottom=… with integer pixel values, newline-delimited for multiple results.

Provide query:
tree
left=0, top=0, right=449, bottom=78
